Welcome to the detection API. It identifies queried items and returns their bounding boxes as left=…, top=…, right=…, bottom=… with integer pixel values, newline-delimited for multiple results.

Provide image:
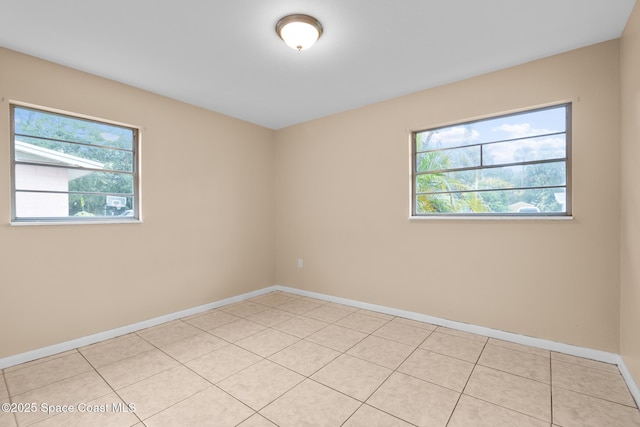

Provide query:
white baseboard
left=273, top=285, right=621, bottom=362
left=274, top=285, right=639, bottom=407
left=2, top=284, right=638, bottom=408
left=0, top=286, right=278, bottom=370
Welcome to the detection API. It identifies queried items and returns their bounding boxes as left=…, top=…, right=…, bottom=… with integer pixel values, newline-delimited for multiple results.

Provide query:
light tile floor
left=1, top=291, right=639, bottom=426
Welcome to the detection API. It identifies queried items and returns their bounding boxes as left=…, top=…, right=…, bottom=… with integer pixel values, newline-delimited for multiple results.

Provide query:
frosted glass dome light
left=276, top=14, right=323, bottom=51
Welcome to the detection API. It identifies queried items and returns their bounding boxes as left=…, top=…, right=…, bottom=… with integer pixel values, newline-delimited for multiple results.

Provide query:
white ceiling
left=0, top=1, right=636, bottom=129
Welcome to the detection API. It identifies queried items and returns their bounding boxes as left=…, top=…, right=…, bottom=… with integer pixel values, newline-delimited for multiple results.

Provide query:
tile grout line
left=5, top=351, right=97, bottom=414
left=121, top=317, right=261, bottom=425
left=3, top=319, right=231, bottom=418
left=336, top=322, right=436, bottom=426
left=234, top=294, right=322, bottom=426
left=156, top=331, right=265, bottom=425
left=262, top=296, right=522, bottom=426
left=444, top=337, right=489, bottom=426
left=474, top=361, right=552, bottom=386
left=76, top=347, right=144, bottom=426
left=401, top=324, right=558, bottom=424
left=549, top=356, right=639, bottom=409
left=451, top=338, right=554, bottom=425
left=200, top=296, right=307, bottom=423
left=301, top=318, right=413, bottom=426
left=550, top=353, right=555, bottom=425
left=1, top=371, right=19, bottom=427
left=552, top=383, right=640, bottom=409
left=91, top=323, right=229, bottom=424
left=8, top=349, right=142, bottom=427
left=245, top=295, right=414, bottom=426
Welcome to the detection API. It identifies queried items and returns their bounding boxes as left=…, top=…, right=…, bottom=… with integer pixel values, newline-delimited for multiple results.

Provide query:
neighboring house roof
left=508, top=201, right=537, bottom=212
left=15, top=140, right=103, bottom=180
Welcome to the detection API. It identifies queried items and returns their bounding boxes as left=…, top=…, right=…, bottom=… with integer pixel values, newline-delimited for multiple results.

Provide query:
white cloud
left=432, top=126, right=480, bottom=144
left=493, top=123, right=552, bottom=139
left=485, top=135, right=565, bottom=164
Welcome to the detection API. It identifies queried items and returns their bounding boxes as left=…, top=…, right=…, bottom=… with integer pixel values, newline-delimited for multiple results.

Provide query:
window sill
left=10, top=219, right=143, bottom=226
left=409, top=215, right=574, bottom=221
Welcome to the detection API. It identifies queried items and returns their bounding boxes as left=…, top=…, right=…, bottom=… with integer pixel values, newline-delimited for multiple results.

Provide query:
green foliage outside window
left=413, top=104, right=569, bottom=215
left=13, top=106, right=137, bottom=218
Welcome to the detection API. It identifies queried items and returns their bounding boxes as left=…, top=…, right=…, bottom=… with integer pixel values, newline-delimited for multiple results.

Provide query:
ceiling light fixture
left=276, top=14, right=323, bottom=51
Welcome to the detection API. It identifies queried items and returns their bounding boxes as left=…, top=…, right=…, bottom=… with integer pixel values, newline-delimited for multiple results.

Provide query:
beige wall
left=0, top=47, right=276, bottom=358
left=621, top=1, right=640, bottom=388
left=276, top=40, right=622, bottom=352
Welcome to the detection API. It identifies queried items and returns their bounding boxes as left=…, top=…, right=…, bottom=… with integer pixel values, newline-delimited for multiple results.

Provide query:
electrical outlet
left=297, top=258, right=303, bottom=268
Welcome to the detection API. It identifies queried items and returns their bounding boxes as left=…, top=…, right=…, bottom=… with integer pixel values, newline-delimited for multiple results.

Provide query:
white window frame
left=10, top=102, right=141, bottom=225
left=410, top=103, right=572, bottom=218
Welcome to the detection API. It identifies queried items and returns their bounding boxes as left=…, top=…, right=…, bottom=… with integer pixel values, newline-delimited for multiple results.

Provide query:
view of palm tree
left=414, top=105, right=569, bottom=215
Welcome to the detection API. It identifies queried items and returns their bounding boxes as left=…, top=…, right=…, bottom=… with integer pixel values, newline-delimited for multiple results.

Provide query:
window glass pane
left=413, top=104, right=569, bottom=216
left=15, top=164, right=70, bottom=192
left=69, top=194, right=134, bottom=217
left=69, top=171, right=134, bottom=195
left=416, top=161, right=565, bottom=194
left=15, top=191, right=134, bottom=218
left=15, top=164, right=133, bottom=195
left=479, top=162, right=566, bottom=189
left=13, top=106, right=134, bottom=150
left=15, top=191, right=70, bottom=218
left=466, top=106, right=566, bottom=145
left=416, top=105, right=566, bottom=151
left=416, top=188, right=566, bottom=214
left=416, top=126, right=482, bottom=151
left=416, top=146, right=480, bottom=172
left=415, top=192, right=490, bottom=214
left=415, top=170, right=477, bottom=194
left=15, top=136, right=133, bottom=172
left=482, top=135, right=566, bottom=166
left=12, top=104, right=139, bottom=222
left=479, top=188, right=566, bottom=213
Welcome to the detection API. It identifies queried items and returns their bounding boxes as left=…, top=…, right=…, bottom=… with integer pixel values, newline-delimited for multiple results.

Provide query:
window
left=412, top=104, right=571, bottom=217
left=11, top=104, right=140, bottom=222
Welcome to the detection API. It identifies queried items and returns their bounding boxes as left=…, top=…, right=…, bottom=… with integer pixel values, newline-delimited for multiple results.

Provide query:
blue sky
left=417, top=105, right=567, bottom=165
